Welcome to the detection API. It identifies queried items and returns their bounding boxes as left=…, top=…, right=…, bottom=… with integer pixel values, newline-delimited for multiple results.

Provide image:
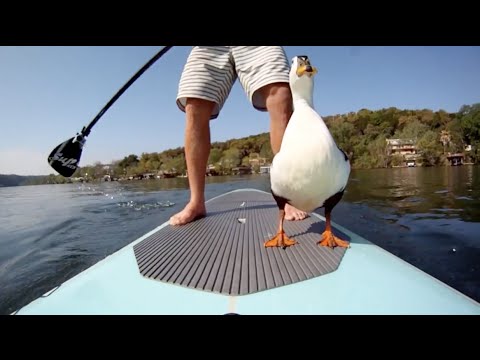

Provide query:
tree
left=259, top=141, right=274, bottom=162
left=208, top=148, right=223, bottom=165
left=63, top=103, right=480, bottom=176
left=221, top=148, right=241, bottom=170
left=459, top=103, right=480, bottom=163
left=93, top=161, right=106, bottom=178
left=445, top=119, right=464, bottom=154
left=390, top=154, right=404, bottom=167
left=417, top=130, right=442, bottom=166
left=368, top=135, right=388, bottom=168
left=169, top=155, right=186, bottom=175
left=459, top=103, right=480, bottom=144
left=118, top=154, right=139, bottom=169
left=439, top=130, right=451, bottom=154
left=394, top=119, right=428, bottom=141
left=363, top=124, right=380, bottom=142
left=330, top=121, right=355, bottom=156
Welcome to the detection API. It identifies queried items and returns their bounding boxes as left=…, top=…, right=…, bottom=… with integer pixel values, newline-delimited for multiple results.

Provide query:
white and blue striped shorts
left=176, top=46, right=290, bottom=119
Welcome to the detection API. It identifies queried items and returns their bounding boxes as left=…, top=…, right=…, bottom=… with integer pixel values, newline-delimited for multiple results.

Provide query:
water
left=1, top=167, right=479, bottom=314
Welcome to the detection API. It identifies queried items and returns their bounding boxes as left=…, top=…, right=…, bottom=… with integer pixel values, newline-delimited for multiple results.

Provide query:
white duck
left=265, top=55, right=351, bottom=249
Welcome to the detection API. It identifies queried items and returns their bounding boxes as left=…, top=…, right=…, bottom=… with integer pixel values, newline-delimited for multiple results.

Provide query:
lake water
left=1, top=166, right=479, bottom=314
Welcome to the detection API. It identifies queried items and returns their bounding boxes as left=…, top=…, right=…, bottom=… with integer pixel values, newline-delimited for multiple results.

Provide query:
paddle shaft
left=81, top=46, right=173, bottom=137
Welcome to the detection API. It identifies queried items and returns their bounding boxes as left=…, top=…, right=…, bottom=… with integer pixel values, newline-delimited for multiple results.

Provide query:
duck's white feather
left=270, top=62, right=350, bottom=212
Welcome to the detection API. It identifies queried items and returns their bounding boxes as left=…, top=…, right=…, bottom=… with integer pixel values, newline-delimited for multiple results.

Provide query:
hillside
left=4, top=103, right=479, bottom=184
left=0, top=175, right=47, bottom=187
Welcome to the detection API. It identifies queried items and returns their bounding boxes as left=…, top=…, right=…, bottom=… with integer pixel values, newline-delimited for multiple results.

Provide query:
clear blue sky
left=1, top=46, right=479, bottom=175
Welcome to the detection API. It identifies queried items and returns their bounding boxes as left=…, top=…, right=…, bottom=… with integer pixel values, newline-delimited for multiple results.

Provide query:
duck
left=265, top=55, right=351, bottom=249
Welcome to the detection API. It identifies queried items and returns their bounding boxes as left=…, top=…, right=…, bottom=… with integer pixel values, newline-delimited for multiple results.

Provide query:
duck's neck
left=291, top=77, right=314, bottom=109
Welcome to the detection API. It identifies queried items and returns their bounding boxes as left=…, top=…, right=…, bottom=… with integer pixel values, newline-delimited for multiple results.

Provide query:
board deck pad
left=133, top=190, right=348, bottom=296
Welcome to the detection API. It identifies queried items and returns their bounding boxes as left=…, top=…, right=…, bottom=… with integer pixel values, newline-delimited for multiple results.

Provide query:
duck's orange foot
left=318, top=230, right=350, bottom=249
left=264, top=231, right=297, bottom=249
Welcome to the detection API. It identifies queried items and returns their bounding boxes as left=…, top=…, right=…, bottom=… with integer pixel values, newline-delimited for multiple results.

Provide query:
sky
left=0, top=46, right=479, bottom=175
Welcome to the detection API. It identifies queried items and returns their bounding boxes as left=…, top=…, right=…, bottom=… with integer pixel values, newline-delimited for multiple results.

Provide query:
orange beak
left=296, top=64, right=318, bottom=77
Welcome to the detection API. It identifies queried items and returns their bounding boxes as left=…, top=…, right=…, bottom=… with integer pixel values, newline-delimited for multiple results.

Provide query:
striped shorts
left=176, top=46, right=290, bottom=119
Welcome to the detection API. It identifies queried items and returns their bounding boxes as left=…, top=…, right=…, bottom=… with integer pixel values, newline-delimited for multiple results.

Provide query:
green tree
left=368, top=135, right=388, bottom=168
left=241, top=156, right=250, bottom=166
left=417, top=130, right=442, bottom=166
left=221, top=148, right=241, bottom=171
left=169, top=155, right=186, bottom=174
left=459, top=104, right=480, bottom=143
left=259, top=141, right=274, bottom=162
left=445, top=119, right=464, bottom=154
left=458, top=104, right=480, bottom=162
left=330, top=121, right=355, bottom=157
left=118, top=154, right=139, bottom=169
left=208, top=148, right=223, bottom=165
left=394, top=119, right=429, bottom=140
left=63, top=103, right=479, bottom=176
left=440, top=130, right=451, bottom=154
left=390, top=154, right=404, bottom=167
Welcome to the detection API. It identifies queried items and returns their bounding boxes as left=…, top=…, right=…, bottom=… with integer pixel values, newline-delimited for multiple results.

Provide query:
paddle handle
left=81, top=46, right=173, bottom=137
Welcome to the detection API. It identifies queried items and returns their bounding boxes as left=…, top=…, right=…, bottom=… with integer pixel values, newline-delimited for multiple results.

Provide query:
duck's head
left=289, top=55, right=317, bottom=105
left=290, top=55, right=317, bottom=80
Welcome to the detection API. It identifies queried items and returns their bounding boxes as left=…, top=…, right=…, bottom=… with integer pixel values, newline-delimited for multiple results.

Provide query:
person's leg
left=260, top=82, right=291, bottom=154
left=169, top=98, right=214, bottom=225
left=259, top=83, right=308, bottom=221
left=233, top=46, right=308, bottom=221
left=171, top=46, right=236, bottom=225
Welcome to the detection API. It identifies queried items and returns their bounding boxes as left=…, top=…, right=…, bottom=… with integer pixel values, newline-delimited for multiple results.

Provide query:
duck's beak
left=296, top=64, right=318, bottom=77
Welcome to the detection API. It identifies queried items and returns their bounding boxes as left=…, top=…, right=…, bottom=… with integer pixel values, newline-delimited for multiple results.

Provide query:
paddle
left=48, top=46, right=174, bottom=177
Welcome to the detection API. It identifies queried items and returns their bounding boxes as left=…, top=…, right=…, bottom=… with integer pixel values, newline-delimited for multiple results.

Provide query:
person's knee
left=185, top=98, right=216, bottom=111
left=185, top=98, right=216, bottom=121
left=264, top=83, right=292, bottom=111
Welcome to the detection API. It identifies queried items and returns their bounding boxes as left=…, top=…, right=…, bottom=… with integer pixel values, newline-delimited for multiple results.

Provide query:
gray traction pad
left=133, top=190, right=348, bottom=296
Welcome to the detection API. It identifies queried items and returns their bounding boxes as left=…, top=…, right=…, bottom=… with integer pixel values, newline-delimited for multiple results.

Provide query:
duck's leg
left=318, top=210, right=350, bottom=248
left=318, top=190, right=350, bottom=248
left=265, top=209, right=297, bottom=249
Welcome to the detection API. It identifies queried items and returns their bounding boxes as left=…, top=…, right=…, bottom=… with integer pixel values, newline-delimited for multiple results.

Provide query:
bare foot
left=284, top=203, right=308, bottom=221
left=169, top=202, right=206, bottom=226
